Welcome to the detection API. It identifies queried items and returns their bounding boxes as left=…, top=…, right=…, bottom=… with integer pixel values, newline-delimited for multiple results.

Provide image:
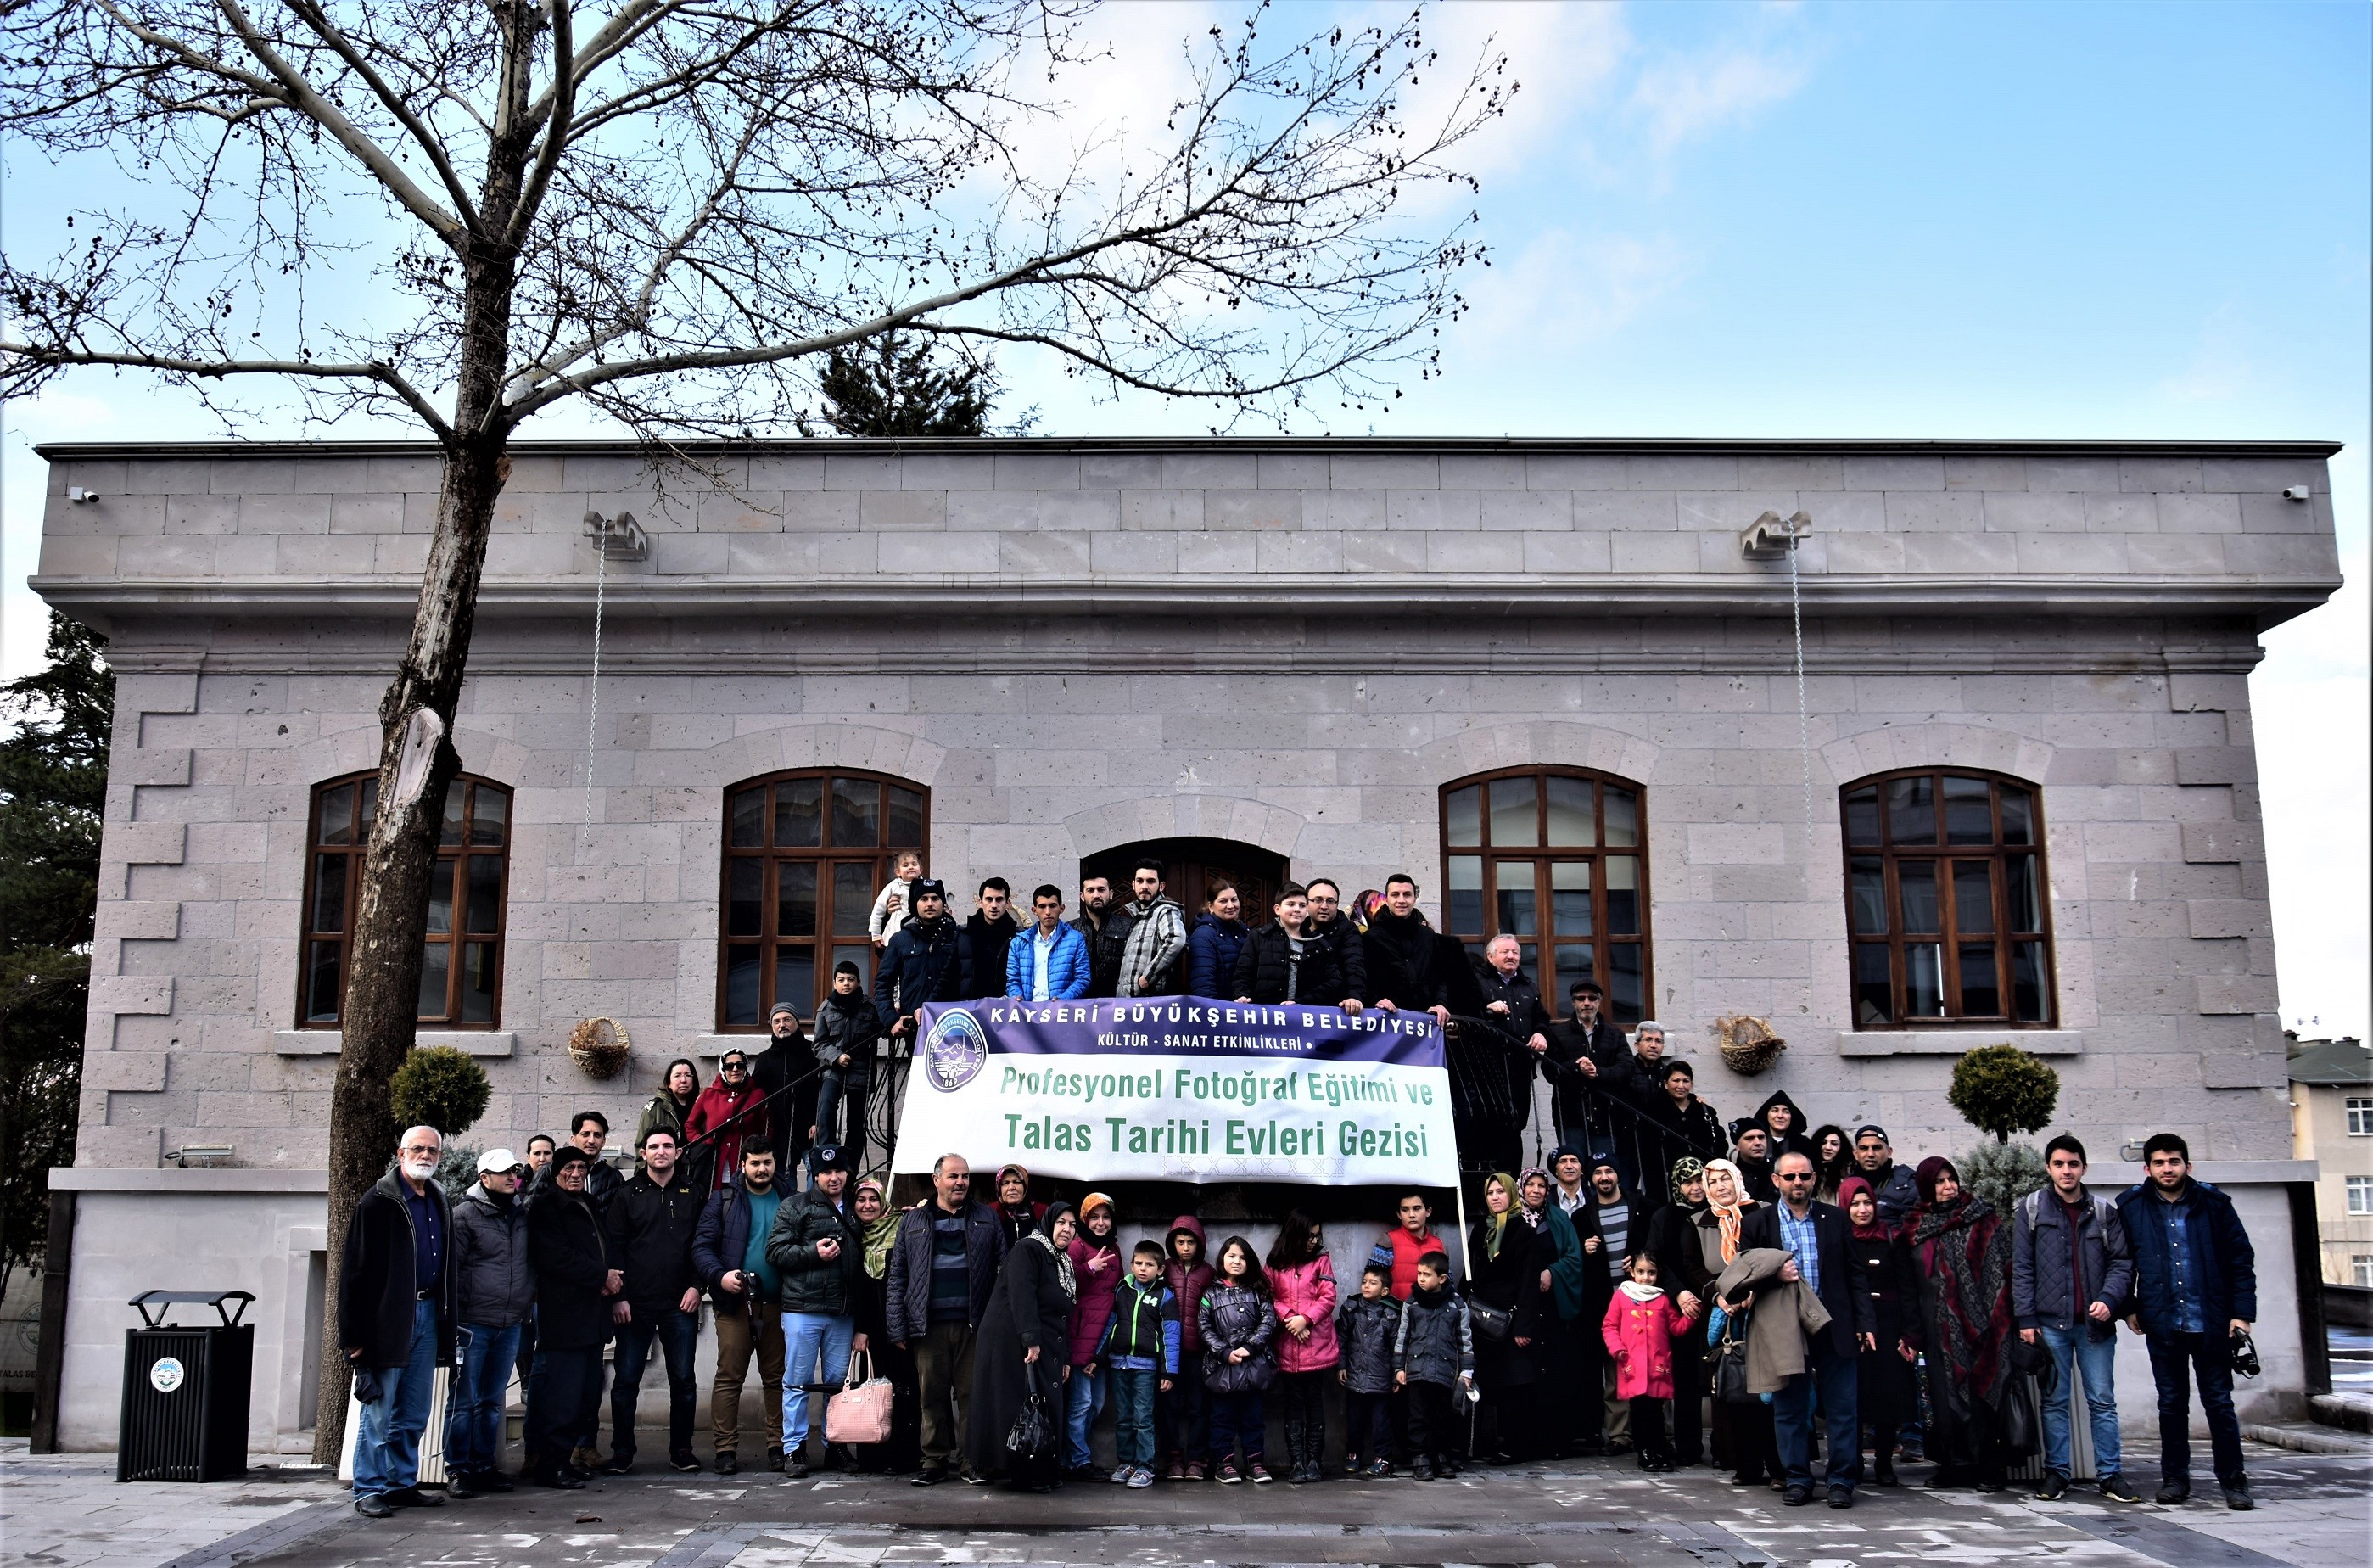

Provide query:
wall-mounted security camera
left=2281, top=485, right=2311, bottom=502
left=66, top=485, right=99, bottom=503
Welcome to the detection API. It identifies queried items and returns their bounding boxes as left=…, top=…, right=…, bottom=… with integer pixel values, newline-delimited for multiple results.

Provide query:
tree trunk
left=311, top=300, right=518, bottom=1467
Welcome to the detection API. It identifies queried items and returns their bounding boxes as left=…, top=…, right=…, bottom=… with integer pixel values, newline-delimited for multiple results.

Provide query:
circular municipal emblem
left=149, top=1356, right=185, bottom=1394
left=921, top=1009, right=988, bottom=1091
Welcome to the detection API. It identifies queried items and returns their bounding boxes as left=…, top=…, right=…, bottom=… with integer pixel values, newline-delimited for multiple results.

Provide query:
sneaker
left=714, top=1452, right=740, bottom=1476
left=2102, top=1475, right=2141, bottom=1504
left=1249, top=1460, right=1273, bottom=1484
left=1217, top=1457, right=1243, bottom=1484
left=2222, top=1482, right=2254, bottom=1512
left=669, top=1451, right=702, bottom=1474
left=601, top=1453, right=635, bottom=1476
left=1343, top=1455, right=1363, bottom=1476
left=911, top=1465, right=946, bottom=1487
left=1184, top=1459, right=1207, bottom=1482
left=1128, top=1466, right=1156, bottom=1488
left=354, top=1492, right=394, bottom=1518
left=2155, top=1483, right=2191, bottom=1505
left=1110, top=1465, right=1133, bottom=1484
left=1367, top=1458, right=1392, bottom=1479
left=2035, top=1473, right=2069, bottom=1501
left=1164, top=1456, right=1185, bottom=1482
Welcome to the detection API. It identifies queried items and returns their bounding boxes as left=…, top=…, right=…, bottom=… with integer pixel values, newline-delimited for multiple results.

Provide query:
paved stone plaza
left=6, top=1438, right=2368, bottom=1568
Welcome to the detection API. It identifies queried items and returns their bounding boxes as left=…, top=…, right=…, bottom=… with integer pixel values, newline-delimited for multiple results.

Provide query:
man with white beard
left=339, top=1124, right=461, bottom=1517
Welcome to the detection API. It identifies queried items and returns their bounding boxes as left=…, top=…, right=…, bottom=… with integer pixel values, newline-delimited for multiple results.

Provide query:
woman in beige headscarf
left=1690, top=1159, right=1780, bottom=1487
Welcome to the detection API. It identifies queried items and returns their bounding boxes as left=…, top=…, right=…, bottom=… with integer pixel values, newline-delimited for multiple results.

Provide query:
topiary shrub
left=1947, top=1044, right=2059, bottom=1145
left=1956, top=1137, right=2048, bottom=1218
left=391, top=1045, right=491, bottom=1138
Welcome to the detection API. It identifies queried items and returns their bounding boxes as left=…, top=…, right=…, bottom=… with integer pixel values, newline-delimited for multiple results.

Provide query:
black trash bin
left=118, top=1290, right=256, bottom=1482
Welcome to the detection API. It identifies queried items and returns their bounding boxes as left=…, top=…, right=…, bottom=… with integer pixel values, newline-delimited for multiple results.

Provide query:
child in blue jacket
left=1099, top=1240, right=1184, bottom=1487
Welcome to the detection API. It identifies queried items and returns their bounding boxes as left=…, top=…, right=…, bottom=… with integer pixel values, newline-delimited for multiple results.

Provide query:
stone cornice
left=32, top=434, right=2350, bottom=460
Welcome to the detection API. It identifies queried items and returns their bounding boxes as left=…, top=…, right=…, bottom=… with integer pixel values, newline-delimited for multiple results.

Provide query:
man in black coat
left=1068, top=872, right=1135, bottom=999
left=1466, top=935, right=1548, bottom=1173
left=1302, top=878, right=1369, bottom=1000
left=874, top=881, right=972, bottom=1040
left=1359, top=875, right=1452, bottom=1022
left=960, top=878, right=1021, bottom=1000
left=1738, top=1150, right=1875, bottom=1507
left=884, top=1152, right=1008, bottom=1484
left=524, top=1145, right=619, bottom=1488
left=1542, top=979, right=1625, bottom=1152
left=602, top=1128, right=706, bottom=1474
left=337, top=1124, right=458, bottom=1517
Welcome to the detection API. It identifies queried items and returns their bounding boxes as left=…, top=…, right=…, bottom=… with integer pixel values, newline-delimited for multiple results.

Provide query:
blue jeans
left=445, top=1321, right=522, bottom=1477
left=353, top=1299, right=439, bottom=1498
left=1064, top=1359, right=1109, bottom=1468
left=2038, top=1324, right=2123, bottom=1480
left=2146, top=1330, right=2245, bottom=1488
left=611, top=1308, right=699, bottom=1461
left=1771, top=1336, right=1861, bottom=1492
left=781, top=1311, right=857, bottom=1449
left=1110, top=1367, right=1160, bottom=1469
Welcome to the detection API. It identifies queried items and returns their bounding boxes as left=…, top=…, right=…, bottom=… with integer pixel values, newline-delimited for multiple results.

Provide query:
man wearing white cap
left=445, top=1147, right=534, bottom=1496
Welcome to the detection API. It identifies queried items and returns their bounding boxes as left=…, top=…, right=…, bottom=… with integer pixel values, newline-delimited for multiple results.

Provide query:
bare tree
left=1, top=0, right=1508, bottom=1459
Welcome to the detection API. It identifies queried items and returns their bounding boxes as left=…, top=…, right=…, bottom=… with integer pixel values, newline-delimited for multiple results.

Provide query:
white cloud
left=1630, top=47, right=1811, bottom=157
left=1463, top=226, right=1693, bottom=353
left=2155, top=301, right=2263, bottom=404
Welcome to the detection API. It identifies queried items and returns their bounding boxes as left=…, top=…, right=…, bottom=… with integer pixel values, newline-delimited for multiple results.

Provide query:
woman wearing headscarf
left=848, top=1176, right=921, bottom=1473
left=1687, top=1158, right=1780, bottom=1487
left=969, top=1200, right=1079, bottom=1491
left=1644, top=1156, right=1711, bottom=1466
left=1518, top=1164, right=1599, bottom=1459
left=1902, top=1156, right=2014, bottom=1491
left=1750, top=1091, right=1816, bottom=1164
left=1839, top=1175, right=1917, bottom=1487
left=1467, top=1173, right=1553, bottom=1464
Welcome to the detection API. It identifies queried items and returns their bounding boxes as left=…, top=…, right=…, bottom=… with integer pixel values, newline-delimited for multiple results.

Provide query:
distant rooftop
left=2288, top=1036, right=2371, bottom=1085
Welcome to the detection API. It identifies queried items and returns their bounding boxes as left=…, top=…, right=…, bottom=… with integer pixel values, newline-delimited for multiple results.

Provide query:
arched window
left=1440, top=769, right=1652, bottom=1025
left=1840, top=770, right=2054, bottom=1026
left=719, top=770, right=927, bottom=1028
left=299, top=771, right=512, bottom=1028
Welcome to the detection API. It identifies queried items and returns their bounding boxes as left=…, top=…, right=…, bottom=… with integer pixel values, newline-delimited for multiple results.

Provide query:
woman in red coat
left=1601, top=1249, right=1695, bottom=1471
left=683, top=1049, right=770, bottom=1189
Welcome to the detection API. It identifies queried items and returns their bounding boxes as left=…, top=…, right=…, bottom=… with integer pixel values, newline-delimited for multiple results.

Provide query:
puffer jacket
left=883, top=1199, right=1006, bottom=1342
left=1005, top=921, right=1093, bottom=1000
left=1268, top=1255, right=1340, bottom=1373
left=765, top=1184, right=865, bottom=1317
left=2012, top=1185, right=2135, bottom=1332
left=1393, top=1283, right=1473, bottom=1386
left=1601, top=1285, right=1691, bottom=1400
left=810, top=992, right=881, bottom=1075
left=1229, top=922, right=1347, bottom=1006
left=1163, top=1217, right=1214, bottom=1355
left=1098, top=1274, right=1182, bottom=1375
left=1335, top=1294, right=1400, bottom=1394
left=1185, top=914, right=1250, bottom=1000
left=1066, top=1224, right=1126, bottom=1366
left=874, top=915, right=972, bottom=1019
left=451, top=1182, right=534, bottom=1327
left=1199, top=1282, right=1278, bottom=1392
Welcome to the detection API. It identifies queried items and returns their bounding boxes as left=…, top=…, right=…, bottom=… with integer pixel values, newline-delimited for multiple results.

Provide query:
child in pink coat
left=1601, top=1251, right=1696, bottom=1472
left=1264, top=1209, right=1340, bottom=1484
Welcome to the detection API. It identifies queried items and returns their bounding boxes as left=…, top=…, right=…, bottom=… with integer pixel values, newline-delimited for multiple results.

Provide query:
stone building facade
left=32, top=435, right=2342, bottom=1449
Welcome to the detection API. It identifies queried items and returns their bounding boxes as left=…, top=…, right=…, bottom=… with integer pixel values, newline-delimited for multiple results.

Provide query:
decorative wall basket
left=568, top=1016, right=632, bottom=1079
left=1712, top=1015, right=1787, bottom=1076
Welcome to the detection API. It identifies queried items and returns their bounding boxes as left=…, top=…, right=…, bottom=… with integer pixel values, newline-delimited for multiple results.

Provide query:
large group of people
left=334, top=858, right=2268, bottom=1521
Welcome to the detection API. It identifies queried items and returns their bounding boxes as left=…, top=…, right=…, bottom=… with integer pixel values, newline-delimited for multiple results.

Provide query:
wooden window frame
left=1839, top=767, right=2057, bottom=1028
left=296, top=770, right=512, bottom=1029
left=715, top=769, right=929, bottom=1031
left=1437, top=766, right=1654, bottom=1026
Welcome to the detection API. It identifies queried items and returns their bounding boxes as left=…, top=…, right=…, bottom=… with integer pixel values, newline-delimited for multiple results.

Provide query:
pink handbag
left=824, top=1350, right=895, bottom=1445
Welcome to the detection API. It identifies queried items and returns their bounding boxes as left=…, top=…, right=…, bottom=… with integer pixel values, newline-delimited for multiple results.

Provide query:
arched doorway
left=1079, top=837, right=1290, bottom=922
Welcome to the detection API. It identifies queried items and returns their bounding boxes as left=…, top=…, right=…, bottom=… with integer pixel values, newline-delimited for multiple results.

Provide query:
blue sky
left=3, top=1, right=2365, bottom=1031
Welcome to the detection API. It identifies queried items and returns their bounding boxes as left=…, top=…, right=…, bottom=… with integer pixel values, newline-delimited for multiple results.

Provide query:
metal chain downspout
left=585, top=525, right=606, bottom=826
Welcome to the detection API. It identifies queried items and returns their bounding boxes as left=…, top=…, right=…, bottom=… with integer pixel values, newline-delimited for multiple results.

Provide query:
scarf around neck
left=855, top=1180, right=898, bottom=1280
left=1910, top=1190, right=2012, bottom=1403
left=1618, top=1280, right=1665, bottom=1303
left=1027, top=1226, right=1078, bottom=1302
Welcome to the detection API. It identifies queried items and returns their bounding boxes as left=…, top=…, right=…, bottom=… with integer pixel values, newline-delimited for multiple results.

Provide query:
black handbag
left=1469, top=1299, right=1514, bottom=1341
left=2000, top=1373, right=2042, bottom=1457
left=1711, top=1311, right=1756, bottom=1405
left=1005, top=1383, right=1053, bottom=1463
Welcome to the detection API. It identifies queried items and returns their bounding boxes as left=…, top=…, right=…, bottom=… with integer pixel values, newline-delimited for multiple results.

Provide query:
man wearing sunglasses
left=447, top=1150, right=534, bottom=1498
left=1739, top=1150, right=1872, bottom=1509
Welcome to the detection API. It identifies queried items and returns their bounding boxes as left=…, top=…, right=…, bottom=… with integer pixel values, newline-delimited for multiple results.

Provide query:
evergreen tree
left=0, top=613, right=111, bottom=1296
left=809, top=333, right=1015, bottom=436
